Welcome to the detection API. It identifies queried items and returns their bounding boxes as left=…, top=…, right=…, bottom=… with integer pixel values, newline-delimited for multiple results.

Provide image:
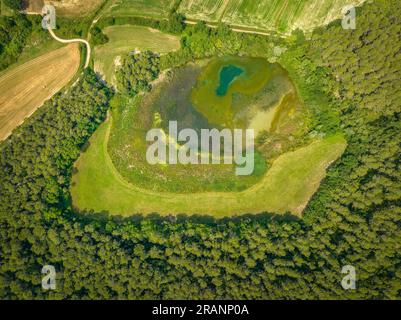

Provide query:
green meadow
left=71, top=118, right=346, bottom=217
left=104, top=0, right=174, bottom=18
left=94, top=25, right=180, bottom=85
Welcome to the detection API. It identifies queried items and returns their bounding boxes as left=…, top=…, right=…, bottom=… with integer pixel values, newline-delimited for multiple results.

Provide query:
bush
left=90, top=26, right=109, bottom=46
left=116, top=51, right=160, bottom=95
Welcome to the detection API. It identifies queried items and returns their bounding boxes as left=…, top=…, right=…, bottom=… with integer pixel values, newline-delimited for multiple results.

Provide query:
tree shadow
left=80, top=140, right=91, bottom=153
left=73, top=206, right=300, bottom=226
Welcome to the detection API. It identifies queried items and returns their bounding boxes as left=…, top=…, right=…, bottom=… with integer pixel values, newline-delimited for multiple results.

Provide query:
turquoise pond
left=216, top=65, right=244, bottom=96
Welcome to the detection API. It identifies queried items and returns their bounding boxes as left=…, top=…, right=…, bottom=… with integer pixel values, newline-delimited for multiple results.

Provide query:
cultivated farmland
left=0, top=44, right=80, bottom=141
left=179, top=0, right=367, bottom=33
left=94, top=25, right=180, bottom=85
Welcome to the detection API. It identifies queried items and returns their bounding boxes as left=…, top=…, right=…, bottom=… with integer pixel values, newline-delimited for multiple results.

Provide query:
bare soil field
left=25, top=0, right=104, bottom=16
left=0, top=44, right=80, bottom=141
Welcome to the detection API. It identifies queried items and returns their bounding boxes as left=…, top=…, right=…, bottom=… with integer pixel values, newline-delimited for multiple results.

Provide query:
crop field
left=0, top=44, right=80, bottom=141
left=71, top=118, right=346, bottom=217
left=94, top=25, right=180, bottom=85
left=178, top=0, right=229, bottom=22
left=179, top=0, right=367, bottom=33
left=104, top=0, right=175, bottom=18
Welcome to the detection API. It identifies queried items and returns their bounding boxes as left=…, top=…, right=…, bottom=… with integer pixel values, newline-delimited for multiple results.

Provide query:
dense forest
left=90, top=26, right=109, bottom=46
left=0, top=0, right=400, bottom=299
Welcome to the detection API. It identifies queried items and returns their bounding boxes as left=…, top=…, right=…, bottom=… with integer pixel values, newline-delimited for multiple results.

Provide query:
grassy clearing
left=104, top=0, right=174, bottom=18
left=94, top=25, right=180, bottom=85
left=0, top=44, right=80, bottom=141
left=71, top=117, right=346, bottom=217
left=179, top=0, right=366, bottom=33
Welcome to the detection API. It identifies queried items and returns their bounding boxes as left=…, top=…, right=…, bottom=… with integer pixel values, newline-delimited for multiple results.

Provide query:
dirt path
left=184, top=19, right=273, bottom=37
left=48, top=28, right=91, bottom=68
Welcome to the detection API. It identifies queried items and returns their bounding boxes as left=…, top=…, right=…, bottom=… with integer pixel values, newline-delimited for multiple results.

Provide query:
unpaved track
left=48, top=28, right=91, bottom=68
left=0, top=44, right=80, bottom=141
left=184, top=19, right=272, bottom=36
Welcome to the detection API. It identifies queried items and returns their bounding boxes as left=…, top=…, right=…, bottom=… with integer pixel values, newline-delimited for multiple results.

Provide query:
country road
left=48, top=28, right=91, bottom=68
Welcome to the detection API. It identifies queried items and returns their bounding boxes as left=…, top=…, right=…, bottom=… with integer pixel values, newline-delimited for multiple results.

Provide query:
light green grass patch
left=105, top=0, right=174, bottom=18
left=94, top=25, right=180, bottom=85
left=71, top=118, right=346, bottom=218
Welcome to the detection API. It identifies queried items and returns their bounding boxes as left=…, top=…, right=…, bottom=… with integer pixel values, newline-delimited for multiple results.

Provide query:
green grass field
left=94, top=25, right=180, bottom=85
left=71, top=117, right=346, bottom=218
left=104, top=0, right=175, bottom=18
left=179, top=0, right=366, bottom=33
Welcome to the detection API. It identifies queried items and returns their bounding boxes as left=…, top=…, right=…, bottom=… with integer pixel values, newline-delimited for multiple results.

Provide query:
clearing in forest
left=94, top=25, right=180, bottom=85
left=103, top=0, right=175, bottom=19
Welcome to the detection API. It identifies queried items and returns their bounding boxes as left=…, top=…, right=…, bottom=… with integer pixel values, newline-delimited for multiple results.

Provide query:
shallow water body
left=216, top=65, right=244, bottom=96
